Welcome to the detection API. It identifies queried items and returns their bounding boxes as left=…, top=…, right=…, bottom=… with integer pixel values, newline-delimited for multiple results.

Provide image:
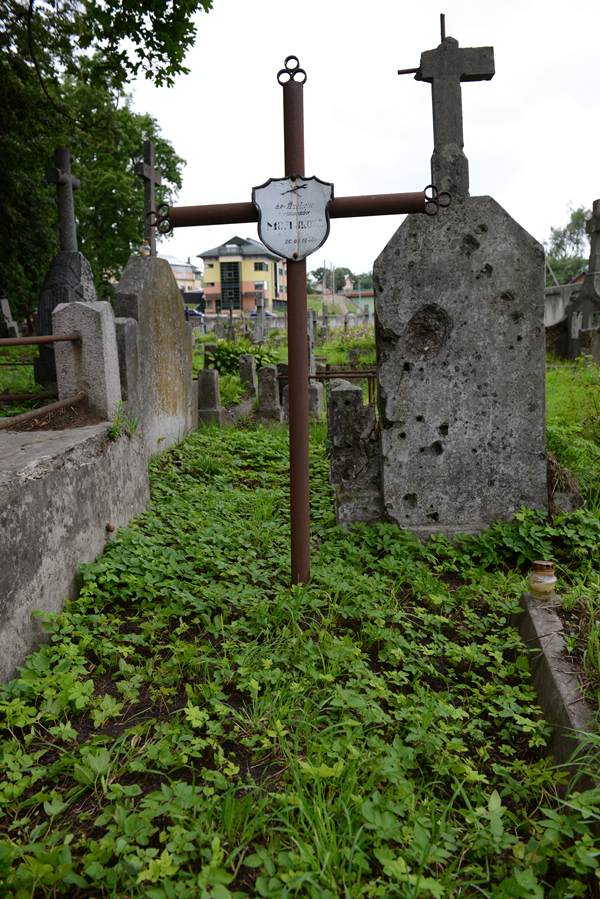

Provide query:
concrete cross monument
left=135, top=140, right=162, bottom=255
left=154, top=55, right=448, bottom=583
left=35, top=147, right=97, bottom=387
left=568, top=200, right=600, bottom=357
left=372, top=17, right=547, bottom=536
left=398, top=14, right=494, bottom=197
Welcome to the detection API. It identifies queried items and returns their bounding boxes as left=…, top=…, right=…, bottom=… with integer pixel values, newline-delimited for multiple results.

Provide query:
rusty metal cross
left=156, top=55, right=448, bottom=585
left=136, top=139, right=162, bottom=255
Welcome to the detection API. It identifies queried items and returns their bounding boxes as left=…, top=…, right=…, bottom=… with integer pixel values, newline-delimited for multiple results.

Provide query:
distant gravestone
left=113, top=256, right=193, bottom=456
left=35, top=147, right=96, bottom=387
left=307, top=309, right=317, bottom=376
left=254, top=295, right=266, bottom=343
left=257, top=365, right=283, bottom=422
left=0, top=298, right=19, bottom=338
left=239, top=354, right=258, bottom=398
left=374, top=26, right=547, bottom=535
left=567, top=200, right=600, bottom=357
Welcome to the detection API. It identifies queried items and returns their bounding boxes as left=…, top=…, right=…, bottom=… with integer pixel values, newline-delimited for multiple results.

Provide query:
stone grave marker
left=35, top=147, right=96, bottom=387
left=254, top=295, right=267, bottom=343
left=0, top=298, right=19, bottom=338
left=258, top=365, right=283, bottom=422
left=113, top=255, right=193, bottom=456
left=239, top=354, right=258, bottom=398
left=375, top=23, right=547, bottom=535
left=566, top=200, right=600, bottom=357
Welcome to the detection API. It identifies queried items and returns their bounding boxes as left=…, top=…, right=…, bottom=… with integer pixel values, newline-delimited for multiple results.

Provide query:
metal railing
left=0, top=333, right=83, bottom=429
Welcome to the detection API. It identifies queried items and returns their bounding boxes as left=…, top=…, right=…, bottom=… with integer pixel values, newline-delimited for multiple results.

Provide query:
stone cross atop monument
left=135, top=139, right=162, bottom=255
left=580, top=200, right=600, bottom=302
left=399, top=15, right=494, bottom=197
left=45, top=147, right=80, bottom=252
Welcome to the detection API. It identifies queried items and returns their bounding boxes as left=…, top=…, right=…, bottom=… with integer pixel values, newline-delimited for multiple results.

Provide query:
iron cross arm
left=157, top=188, right=448, bottom=233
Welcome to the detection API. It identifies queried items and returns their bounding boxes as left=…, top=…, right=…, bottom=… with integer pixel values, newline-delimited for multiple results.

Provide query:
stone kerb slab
left=375, top=196, right=547, bottom=535
left=113, top=256, right=193, bottom=456
left=53, top=301, right=121, bottom=419
left=514, top=594, right=596, bottom=774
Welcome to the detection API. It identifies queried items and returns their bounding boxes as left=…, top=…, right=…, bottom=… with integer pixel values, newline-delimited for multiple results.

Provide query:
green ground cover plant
left=1, top=425, right=599, bottom=897
left=545, top=356, right=600, bottom=708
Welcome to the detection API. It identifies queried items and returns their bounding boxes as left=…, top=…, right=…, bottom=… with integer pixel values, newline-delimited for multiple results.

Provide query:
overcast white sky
left=131, top=0, right=599, bottom=275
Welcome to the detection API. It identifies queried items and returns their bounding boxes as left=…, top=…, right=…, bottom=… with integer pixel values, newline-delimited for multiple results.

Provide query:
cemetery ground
left=1, top=348, right=600, bottom=896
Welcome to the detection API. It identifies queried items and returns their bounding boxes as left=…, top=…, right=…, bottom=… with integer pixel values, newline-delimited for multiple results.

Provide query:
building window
left=206, top=262, right=214, bottom=269
left=204, top=282, right=215, bottom=287
left=254, top=261, right=268, bottom=271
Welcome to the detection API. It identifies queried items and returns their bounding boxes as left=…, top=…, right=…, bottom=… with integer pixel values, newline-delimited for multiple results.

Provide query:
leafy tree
left=354, top=271, right=373, bottom=291
left=0, top=0, right=211, bottom=323
left=545, top=206, right=590, bottom=286
left=309, top=266, right=354, bottom=292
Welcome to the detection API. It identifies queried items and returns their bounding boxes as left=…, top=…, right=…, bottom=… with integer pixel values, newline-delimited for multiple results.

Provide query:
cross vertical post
left=136, top=140, right=162, bottom=255
left=281, top=63, right=310, bottom=583
left=45, top=147, right=80, bottom=252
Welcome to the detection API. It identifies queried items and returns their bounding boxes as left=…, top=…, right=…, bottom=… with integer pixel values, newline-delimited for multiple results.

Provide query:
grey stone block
left=53, top=301, right=121, bottom=419
left=374, top=196, right=547, bottom=536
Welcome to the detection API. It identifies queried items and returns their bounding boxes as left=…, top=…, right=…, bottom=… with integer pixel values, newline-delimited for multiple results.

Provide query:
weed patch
left=1, top=425, right=599, bottom=896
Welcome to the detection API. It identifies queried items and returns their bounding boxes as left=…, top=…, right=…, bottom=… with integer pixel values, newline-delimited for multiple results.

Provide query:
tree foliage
left=545, top=206, right=590, bottom=286
left=309, top=266, right=356, bottom=292
left=0, top=0, right=212, bottom=322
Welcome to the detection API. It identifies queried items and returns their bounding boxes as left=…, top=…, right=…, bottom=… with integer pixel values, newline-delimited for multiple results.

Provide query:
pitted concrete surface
left=0, top=425, right=108, bottom=484
left=374, top=195, right=547, bottom=535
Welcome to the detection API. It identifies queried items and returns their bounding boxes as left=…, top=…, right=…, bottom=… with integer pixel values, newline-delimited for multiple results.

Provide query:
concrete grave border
left=513, top=593, right=598, bottom=782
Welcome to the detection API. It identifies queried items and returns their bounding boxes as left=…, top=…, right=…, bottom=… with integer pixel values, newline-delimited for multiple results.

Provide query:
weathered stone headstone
left=53, top=301, right=121, bottom=419
left=374, top=26, right=546, bottom=535
left=35, top=148, right=97, bottom=387
left=257, top=365, right=283, bottom=422
left=239, top=354, right=258, bottom=398
left=113, top=256, right=193, bottom=456
left=0, top=298, right=19, bottom=338
left=135, top=139, right=161, bottom=256
left=327, top=379, right=383, bottom=524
